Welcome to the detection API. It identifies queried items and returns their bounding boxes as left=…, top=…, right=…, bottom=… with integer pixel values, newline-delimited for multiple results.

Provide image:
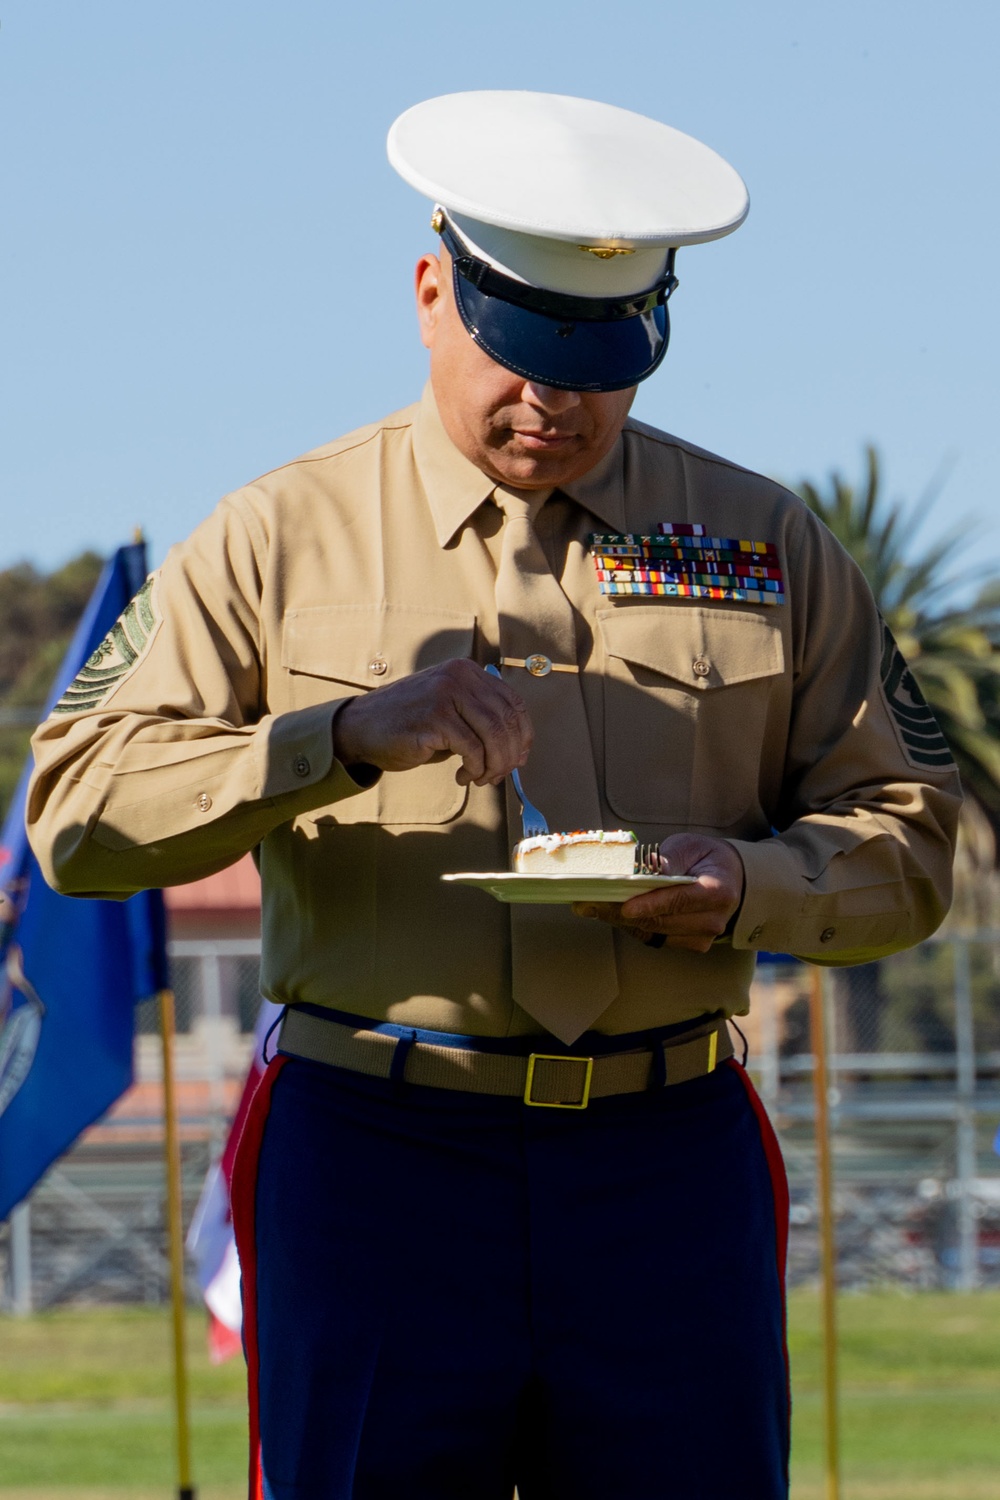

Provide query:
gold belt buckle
left=523, top=1053, right=594, bottom=1109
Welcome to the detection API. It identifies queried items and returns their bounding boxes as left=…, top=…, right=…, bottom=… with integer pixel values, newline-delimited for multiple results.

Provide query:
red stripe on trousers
left=230, top=1054, right=289, bottom=1500
left=725, top=1058, right=791, bottom=1422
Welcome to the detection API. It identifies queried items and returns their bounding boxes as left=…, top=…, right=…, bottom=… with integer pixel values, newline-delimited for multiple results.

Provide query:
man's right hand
left=333, top=659, right=533, bottom=787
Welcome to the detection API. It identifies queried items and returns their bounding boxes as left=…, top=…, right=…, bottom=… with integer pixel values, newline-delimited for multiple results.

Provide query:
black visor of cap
left=440, top=222, right=676, bottom=393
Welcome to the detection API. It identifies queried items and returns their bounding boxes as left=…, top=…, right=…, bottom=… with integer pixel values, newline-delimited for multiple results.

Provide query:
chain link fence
left=747, top=935, right=1000, bottom=1289
left=3, top=933, right=1000, bottom=1308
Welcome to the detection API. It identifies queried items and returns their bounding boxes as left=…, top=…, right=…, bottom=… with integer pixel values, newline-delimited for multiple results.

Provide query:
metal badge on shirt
left=589, top=522, right=785, bottom=605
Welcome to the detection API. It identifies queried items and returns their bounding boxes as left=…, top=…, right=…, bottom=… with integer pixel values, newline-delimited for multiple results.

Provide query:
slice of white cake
left=513, top=829, right=637, bottom=875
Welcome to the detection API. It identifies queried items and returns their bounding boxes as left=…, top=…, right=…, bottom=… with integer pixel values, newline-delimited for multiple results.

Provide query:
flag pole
left=159, top=987, right=196, bottom=1500
left=809, top=965, right=841, bottom=1500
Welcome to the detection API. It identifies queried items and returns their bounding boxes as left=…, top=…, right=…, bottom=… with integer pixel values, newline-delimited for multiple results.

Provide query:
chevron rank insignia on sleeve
left=52, top=575, right=161, bottom=715
left=878, top=619, right=954, bottom=769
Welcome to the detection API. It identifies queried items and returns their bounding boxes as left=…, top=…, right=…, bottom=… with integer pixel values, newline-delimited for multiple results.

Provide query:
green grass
left=0, top=1308, right=246, bottom=1493
left=0, top=1306, right=246, bottom=1408
left=789, top=1290, right=1000, bottom=1498
left=0, top=1293, right=998, bottom=1496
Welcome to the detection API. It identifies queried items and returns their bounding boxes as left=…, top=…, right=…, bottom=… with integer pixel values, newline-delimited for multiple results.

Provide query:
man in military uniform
left=28, top=93, right=960, bottom=1499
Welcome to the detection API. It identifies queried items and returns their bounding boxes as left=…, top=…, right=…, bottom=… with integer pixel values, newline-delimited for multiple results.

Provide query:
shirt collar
left=560, top=432, right=626, bottom=533
left=413, top=384, right=496, bottom=548
left=413, top=382, right=628, bottom=546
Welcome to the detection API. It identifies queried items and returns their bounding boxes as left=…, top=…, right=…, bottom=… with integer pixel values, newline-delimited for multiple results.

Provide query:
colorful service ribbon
left=590, top=525, right=785, bottom=604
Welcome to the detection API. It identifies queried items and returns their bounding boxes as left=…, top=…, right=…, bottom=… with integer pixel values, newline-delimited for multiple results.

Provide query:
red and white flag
left=186, top=999, right=283, bottom=1362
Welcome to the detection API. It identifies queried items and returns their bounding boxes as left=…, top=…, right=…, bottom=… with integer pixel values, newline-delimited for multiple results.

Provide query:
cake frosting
left=513, top=829, right=637, bottom=875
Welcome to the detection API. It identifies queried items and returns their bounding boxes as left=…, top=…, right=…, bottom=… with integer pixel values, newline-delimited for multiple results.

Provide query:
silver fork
left=634, top=842, right=663, bottom=875
left=484, top=664, right=549, bottom=837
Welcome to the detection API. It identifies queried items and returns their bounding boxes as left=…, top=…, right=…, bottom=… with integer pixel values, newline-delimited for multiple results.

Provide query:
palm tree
left=794, top=448, right=1000, bottom=1028
left=794, top=446, right=1000, bottom=835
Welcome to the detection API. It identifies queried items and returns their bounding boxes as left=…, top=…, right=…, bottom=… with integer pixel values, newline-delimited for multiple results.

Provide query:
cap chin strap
left=437, top=215, right=678, bottom=324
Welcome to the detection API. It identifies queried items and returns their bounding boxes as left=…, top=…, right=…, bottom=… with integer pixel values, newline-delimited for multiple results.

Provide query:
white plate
left=441, top=872, right=695, bottom=905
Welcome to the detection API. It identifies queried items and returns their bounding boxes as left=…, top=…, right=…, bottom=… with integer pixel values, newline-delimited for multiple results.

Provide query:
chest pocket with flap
left=280, top=603, right=477, bottom=825
left=597, top=604, right=785, bottom=828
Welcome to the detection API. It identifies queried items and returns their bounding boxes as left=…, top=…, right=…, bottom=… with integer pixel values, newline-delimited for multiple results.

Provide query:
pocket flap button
left=368, top=656, right=388, bottom=677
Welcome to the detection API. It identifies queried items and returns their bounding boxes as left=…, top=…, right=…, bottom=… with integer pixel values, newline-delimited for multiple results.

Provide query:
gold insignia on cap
left=430, top=208, right=445, bottom=234
left=578, top=245, right=636, bottom=259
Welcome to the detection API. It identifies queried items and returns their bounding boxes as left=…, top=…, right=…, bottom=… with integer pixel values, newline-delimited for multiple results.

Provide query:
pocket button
left=368, top=656, right=388, bottom=677
left=692, top=657, right=711, bottom=678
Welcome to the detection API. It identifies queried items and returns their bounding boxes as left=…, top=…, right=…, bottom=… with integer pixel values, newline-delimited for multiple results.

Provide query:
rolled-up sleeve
left=27, top=497, right=376, bottom=898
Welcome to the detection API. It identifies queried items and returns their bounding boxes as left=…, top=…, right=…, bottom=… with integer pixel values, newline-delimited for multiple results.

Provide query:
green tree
left=0, top=551, right=104, bottom=819
left=794, top=447, right=1000, bottom=835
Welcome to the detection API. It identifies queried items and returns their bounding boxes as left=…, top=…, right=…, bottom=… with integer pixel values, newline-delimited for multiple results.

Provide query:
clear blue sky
left=3, top=0, right=998, bottom=594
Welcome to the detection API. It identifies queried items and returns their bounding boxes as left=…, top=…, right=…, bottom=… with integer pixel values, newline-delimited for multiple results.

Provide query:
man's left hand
left=573, top=833, right=745, bottom=953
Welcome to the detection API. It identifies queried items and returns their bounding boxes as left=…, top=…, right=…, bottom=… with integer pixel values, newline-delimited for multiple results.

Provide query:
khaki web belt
left=277, top=1009, right=733, bottom=1109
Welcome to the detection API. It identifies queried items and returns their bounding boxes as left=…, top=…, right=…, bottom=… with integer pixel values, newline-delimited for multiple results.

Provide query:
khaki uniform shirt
left=27, top=387, right=961, bottom=1037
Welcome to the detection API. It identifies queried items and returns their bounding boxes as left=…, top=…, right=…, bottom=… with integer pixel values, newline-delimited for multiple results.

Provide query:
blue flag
left=0, top=542, right=169, bottom=1220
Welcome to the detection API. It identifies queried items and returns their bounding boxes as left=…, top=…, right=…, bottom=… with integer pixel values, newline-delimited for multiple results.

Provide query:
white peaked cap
left=386, top=91, right=749, bottom=392
left=387, top=91, right=749, bottom=299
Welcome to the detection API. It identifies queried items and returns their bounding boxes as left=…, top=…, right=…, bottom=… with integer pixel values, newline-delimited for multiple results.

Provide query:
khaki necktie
left=492, top=485, right=619, bottom=1044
